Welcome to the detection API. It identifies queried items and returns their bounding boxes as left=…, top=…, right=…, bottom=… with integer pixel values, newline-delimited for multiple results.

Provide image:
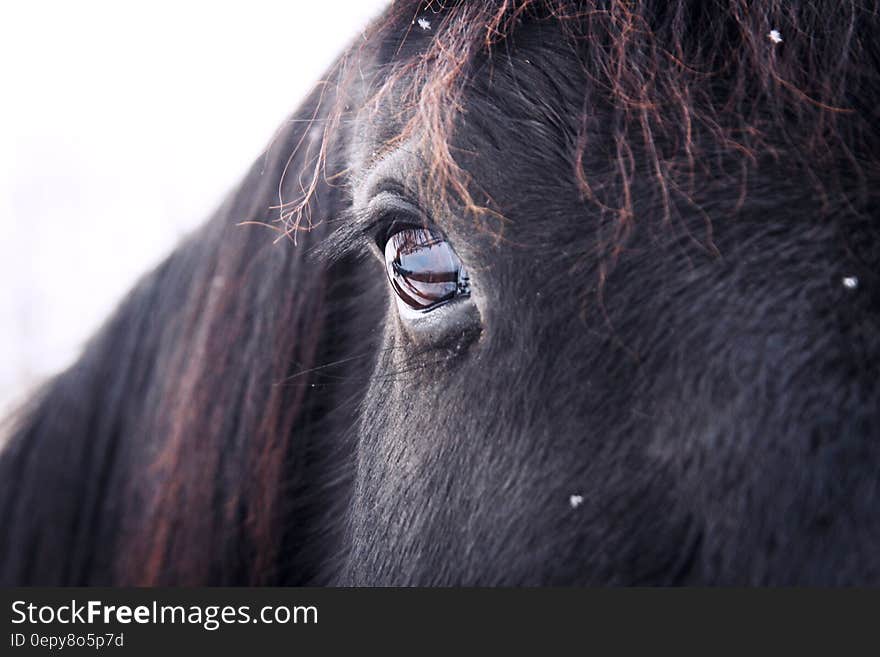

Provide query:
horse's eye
left=383, top=227, right=469, bottom=312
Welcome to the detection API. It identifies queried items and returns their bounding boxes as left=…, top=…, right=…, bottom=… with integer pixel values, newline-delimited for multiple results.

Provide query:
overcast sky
left=0, top=0, right=389, bottom=414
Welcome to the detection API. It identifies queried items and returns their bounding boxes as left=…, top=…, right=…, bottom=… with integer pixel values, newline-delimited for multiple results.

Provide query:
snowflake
left=768, top=29, right=783, bottom=44
left=417, top=17, right=431, bottom=31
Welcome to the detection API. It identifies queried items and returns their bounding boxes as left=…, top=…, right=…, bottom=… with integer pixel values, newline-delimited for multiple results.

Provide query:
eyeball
left=383, top=227, right=470, bottom=312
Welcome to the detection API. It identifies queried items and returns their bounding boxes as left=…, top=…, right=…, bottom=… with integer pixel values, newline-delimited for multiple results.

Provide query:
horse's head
left=2, top=1, right=879, bottom=586
left=326, top=2, right=880, bottom=585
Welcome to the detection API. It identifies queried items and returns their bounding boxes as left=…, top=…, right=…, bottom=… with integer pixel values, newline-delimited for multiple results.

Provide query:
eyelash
left=373, top=216, right=424, bottom=251
left=312, top=190, right=431, bottom=265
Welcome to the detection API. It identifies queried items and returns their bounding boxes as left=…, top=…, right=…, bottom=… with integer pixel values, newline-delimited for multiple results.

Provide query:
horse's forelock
left=287, top=0, right=878, bottom=255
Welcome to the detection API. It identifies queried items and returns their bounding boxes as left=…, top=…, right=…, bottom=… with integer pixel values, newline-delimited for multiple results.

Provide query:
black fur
left=2, top=1, right=879, bottom=585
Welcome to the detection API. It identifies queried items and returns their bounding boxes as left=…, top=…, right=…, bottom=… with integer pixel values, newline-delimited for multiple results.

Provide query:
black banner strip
left=2, top=588, right=876, bottom=654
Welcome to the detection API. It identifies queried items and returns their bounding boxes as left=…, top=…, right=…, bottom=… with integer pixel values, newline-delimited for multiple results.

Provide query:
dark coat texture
left=2, top=1, right=879, bottom=585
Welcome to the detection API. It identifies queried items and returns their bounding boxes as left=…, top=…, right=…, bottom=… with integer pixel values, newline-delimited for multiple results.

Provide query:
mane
left=0, top=77, right=361, bottom=585
left=1, top=0, right=878, bottom=586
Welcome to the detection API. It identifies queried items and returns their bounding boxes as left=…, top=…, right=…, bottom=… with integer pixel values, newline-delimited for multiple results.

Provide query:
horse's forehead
left=347, top=32, right=584, bottom=209
left=350, top=137, right=422, bottom=207
left=352, top=20, right=576, bottom=140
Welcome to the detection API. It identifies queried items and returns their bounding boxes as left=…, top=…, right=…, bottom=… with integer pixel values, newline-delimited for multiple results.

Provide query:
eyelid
left=311, top=195, right=420, bottom=263
left=316, top=184, right=442, bottom=265
left=367, top=192, right=439, bottom=250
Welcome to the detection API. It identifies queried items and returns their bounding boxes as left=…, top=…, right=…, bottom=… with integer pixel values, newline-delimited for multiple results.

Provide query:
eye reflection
left=383, top=227, right=469, bottom=311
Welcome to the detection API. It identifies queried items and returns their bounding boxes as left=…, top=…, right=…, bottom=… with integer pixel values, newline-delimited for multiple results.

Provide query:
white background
left=0, top=0, right=388, bottom=415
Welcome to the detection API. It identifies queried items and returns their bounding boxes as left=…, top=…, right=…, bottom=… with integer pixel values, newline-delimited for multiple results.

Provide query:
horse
left=2, top=0, right=879, bottom=586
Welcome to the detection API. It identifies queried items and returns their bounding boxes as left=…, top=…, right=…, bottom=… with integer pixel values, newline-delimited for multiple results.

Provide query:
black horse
left=2, top=0, right=879, bottom=585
